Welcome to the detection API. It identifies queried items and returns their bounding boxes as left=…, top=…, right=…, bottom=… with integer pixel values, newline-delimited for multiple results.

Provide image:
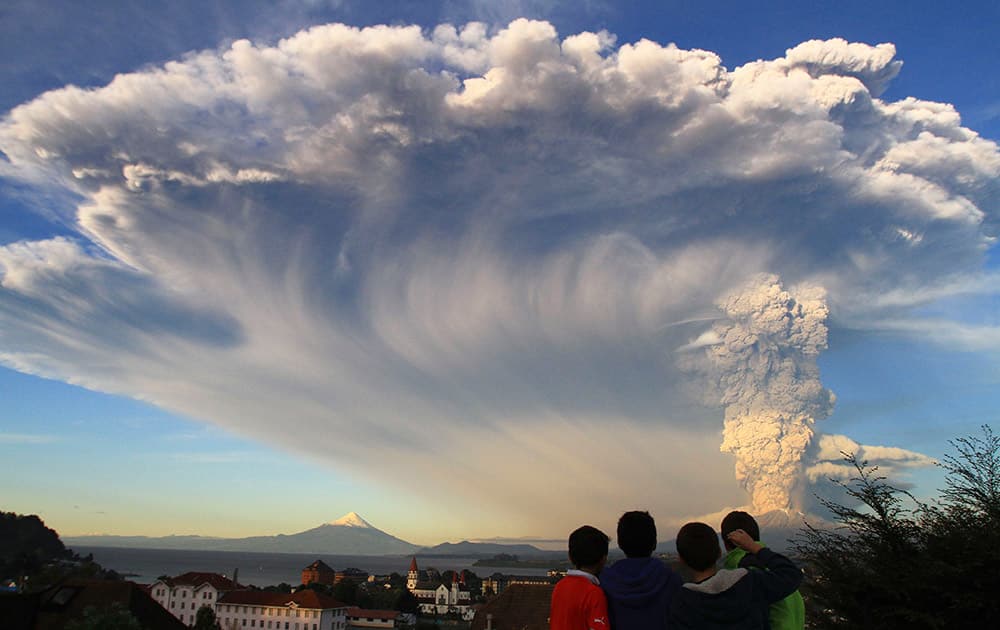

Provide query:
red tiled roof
left=218, top=590, right=347, bottom=610
left=471, top=584, right=554, bottom=630
left=409, top=557, right=418, bottom=572
left=160, top=572, right=241, bottom=590
left=346, top=607, right=400, bottom=620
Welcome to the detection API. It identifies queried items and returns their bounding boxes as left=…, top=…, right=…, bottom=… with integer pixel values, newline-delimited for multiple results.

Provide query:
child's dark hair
left=676, top=522, right=721, bottom=571
left=720, top=510, right=760, bottom=541
left=568, top=525, right=610, bottom=568
left=617, top=511, right=657, bottom=558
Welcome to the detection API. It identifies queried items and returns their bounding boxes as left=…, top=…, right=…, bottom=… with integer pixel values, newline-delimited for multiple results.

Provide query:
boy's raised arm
left=727, top=529, right=803, bottom=604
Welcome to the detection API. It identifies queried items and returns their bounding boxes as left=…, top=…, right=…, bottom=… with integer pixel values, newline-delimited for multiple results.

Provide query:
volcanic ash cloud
left=683, top=275, right=835, bottom=514
left=0, top=19, right=997, bottom=531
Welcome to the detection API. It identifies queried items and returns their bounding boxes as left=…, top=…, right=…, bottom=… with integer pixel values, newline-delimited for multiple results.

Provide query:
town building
left=481, top=573, right=559, bottom=596
left=471, top=584, right=554, bottom=630
left=216, top=589, right=348, bottom=630
left=334, top=568, right=369, bottom=584
left=149, top=571, right=243, bottom=626
left=405, top=558, right=474, bottom=620
left=345, top=606, right=403, bottom=628
left=301, top=560, right=337, bottom=586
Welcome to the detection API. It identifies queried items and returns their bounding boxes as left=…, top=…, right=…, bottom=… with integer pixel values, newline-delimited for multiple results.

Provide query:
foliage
left=794, top=425, right=1000, bottom=629
left=193, top=604, right=220, bottom=630
left=331, top=578, right=359, bottom=604
left=299, top=581, right=333, bottom=595
left=0, top=512, right=70, bottom=579
left=65, top=603, right=142, bottom=630
left=394, top=587, right=420, bottom=613
left=262, top=582, right=294, bottom=593
left=386, top=571, right=405, bottom=589
left=0, top=511, right=118, bottom=589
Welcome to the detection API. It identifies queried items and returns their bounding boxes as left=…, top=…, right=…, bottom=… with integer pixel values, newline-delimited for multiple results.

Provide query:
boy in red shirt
left=550, top=525, right=610, bottom=630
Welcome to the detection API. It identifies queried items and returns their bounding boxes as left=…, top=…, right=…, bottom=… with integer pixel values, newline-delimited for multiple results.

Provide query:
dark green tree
left=794, top=425, right=1000, bottom=629
left=394, top=588, right=419, bottom=614
left=386, top=572, right=405, bottom=589
left=300, top=581, right=333, bottom=595
left=0, top=512, right=70, bottom=580
left=263, top=582, right=293, bottom=593
left=919, top=426, right=1000, bottom=622
left=331, top=578, right=358, bottom=605
left=193, top=604, right=220, bottom=630
left=65, top=603, right=141, bottom=630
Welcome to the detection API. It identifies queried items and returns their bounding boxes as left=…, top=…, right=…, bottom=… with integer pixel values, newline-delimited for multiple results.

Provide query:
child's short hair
left=720, top=510, right=760, bottom=541
left=617, top=511, right=657, bottom=558
left=676, top=522, right=721, bottom=571
left=568, top=525, right=610, bottom=568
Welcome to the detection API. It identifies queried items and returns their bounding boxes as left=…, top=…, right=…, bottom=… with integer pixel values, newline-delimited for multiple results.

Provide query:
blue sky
left=1, top=0, right=998, bottom=544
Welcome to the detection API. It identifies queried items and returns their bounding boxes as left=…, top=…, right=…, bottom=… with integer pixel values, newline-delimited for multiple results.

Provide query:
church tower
left=450, top=570, right=459, bottom=604
left=407, top=557, right=418, bottom=590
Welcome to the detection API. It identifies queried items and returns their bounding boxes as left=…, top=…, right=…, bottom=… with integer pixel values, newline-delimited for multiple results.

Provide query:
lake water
left=71, top=546, right=551, bottom=586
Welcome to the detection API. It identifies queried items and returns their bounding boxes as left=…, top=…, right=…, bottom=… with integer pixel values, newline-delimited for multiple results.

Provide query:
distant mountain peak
left=329, top=512, right=373, bottom=528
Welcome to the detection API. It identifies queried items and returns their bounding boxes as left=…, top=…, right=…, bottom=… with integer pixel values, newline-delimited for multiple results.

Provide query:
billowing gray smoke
left=683, top=275, right=835, bottom=514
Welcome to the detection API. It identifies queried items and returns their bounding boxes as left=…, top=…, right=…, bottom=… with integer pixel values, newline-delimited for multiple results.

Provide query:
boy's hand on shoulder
left=726, top=529, right=763, bottom=555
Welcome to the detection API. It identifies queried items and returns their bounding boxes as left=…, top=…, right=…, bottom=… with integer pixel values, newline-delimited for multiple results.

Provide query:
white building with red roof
left=149, top=571, right=243, bottom=626
left=216, top=589, right=348, bottom=630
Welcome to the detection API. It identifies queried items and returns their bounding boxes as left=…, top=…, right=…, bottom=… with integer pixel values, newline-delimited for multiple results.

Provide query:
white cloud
left=0, top=20, right=997, bottom=532
left=806, top=433, right=936, bottom=482
left=0, top=433, right=58, bottom=444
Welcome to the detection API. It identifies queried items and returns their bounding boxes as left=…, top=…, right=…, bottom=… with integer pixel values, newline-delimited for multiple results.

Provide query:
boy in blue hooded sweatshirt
left=600, top=511, right=682, bottom=629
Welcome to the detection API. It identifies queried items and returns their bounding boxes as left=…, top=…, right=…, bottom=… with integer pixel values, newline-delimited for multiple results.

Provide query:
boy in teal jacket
left=720, top=511, right=804, bottom=630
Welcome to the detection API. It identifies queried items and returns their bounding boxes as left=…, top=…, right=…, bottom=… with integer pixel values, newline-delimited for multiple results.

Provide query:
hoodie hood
left=600, top=557, right=676, bottom=608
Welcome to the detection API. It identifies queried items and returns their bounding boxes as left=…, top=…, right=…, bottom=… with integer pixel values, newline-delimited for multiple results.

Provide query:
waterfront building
left=149, top=571, right=243, bottom=626
left=334, top=568, right=369, bottom=584
left=301, top=560, right=337, bottom=586
left=216, top=589, right=348, bottom=630
left=480, top=573, right=559, bottom=596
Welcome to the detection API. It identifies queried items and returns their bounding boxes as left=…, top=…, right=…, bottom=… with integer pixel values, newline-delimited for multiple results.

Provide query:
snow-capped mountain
left=64, top=512, right=420, bottom=555
left=328, top=512, right=374, bottom=528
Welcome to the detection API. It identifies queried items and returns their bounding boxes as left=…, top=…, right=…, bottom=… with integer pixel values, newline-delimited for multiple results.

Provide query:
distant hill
left=416, top=541, right=545, bottom=557
left=64, top=512, right=420, bottom=556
